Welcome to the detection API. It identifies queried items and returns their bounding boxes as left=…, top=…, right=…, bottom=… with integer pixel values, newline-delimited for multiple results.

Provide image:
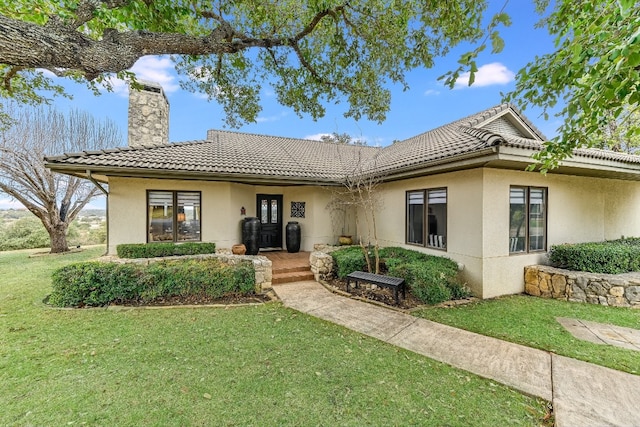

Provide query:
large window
left=406, top=188, right=447, bottom=249
left=509, top=186, right=546, bottom=254
left=148, top=191, right=201, bottom=242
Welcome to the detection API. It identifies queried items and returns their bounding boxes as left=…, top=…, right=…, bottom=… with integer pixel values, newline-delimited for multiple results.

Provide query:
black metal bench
left=346, top=271, right=406, bottom=305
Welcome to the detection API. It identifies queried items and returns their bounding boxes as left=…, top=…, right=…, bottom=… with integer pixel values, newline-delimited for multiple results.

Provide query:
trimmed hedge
left=549, top=238, right=640, bottom=274
left=332, top=246, right=368, bottom=279
left=48, top=258, right=255, bottom=307
left=116, top=242, right=216, bottom=259
left=331, top=246, right=468, bottom=305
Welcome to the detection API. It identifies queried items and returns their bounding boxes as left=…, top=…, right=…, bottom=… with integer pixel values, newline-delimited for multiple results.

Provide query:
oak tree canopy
left=0, top=0, right=638, bottom=168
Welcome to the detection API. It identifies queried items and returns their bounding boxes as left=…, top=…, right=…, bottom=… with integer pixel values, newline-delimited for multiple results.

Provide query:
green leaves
left=1, top=0, right=493, bottom=126
left=49, top=258, right=256, bottom=307
left=506, top=0, right=640, bottom=170
left=617, top=0, right=635, bottom=16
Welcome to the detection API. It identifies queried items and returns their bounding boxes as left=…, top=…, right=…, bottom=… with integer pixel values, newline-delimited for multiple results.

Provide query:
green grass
left=413, top=295, right=640, bottom=374
left=1, top=247, right=549, bottom=425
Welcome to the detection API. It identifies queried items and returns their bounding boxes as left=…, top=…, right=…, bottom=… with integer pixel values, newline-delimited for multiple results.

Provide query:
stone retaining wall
left=525, top=265, right=640, bottom=308
left=101, top=252, right=272, bottom=293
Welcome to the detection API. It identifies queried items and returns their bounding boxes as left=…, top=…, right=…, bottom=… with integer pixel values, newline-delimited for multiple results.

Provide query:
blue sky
left=1, top=1, right=563, bottom=210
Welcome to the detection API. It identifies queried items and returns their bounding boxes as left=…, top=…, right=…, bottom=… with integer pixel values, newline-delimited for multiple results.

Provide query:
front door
left=257, top=194, right=283, bottom=249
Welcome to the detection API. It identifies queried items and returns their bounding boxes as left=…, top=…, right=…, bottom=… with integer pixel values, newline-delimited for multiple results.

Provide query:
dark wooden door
left=256, top=194, right=283, bottom=249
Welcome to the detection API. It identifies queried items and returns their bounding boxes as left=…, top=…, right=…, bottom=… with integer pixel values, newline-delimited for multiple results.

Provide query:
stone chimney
left=128, top=80, right=169, bottom=146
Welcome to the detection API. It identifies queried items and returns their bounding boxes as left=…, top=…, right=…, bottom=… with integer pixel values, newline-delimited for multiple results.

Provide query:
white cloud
left=256, top=111, right=289, bottom=123
left=454, top=62, right=515, bottom=88
left=102, top=56, right=178, bottom=96
left=424, top=89, right=441, bottom=96
left=304, top=133, right=333, bottom=141
left=0, top=197, right=25, bottom=210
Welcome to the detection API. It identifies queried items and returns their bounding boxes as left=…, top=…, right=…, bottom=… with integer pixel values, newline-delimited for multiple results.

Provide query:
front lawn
left=413, top=295, right=640, bottom=375
left=0, top=248, right=549, bottom=425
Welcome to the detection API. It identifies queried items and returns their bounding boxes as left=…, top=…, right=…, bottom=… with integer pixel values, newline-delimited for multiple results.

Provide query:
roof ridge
left=453, top=103, right=511, bottom=128
left=388, top=103, right=511, bottom=147
left=206, top=128, right=381, bottom=150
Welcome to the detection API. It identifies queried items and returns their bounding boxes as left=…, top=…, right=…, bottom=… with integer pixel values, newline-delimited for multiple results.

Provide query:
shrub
left=331, top=246, right=367, bottom=278
left=116, top=242, right=216, bottom=259
left=332, top=245, right=468, bottom=305
left=549, top=238, right=640, bottom=274
left=49, top=258, right=255, bottom=307
left=49, top=262, right=142, bottom=307
left=381, top=247, right=467, bottom=305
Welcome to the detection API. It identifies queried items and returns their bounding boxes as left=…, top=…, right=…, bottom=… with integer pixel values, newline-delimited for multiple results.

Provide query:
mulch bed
left=115, top=293, right=272, bottom=307
left=326, top=278, right=426, bottom=310
left=325, top=278, right=477, bottom=310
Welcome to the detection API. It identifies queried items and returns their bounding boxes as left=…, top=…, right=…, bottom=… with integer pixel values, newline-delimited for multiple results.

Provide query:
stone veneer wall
left=128, top=81, right=169, bottom=146
left=310, top=244, right=339, bottom=282
left=104, top=253, right=272, bottom=293
left=525, top=265, right=640, bottom=308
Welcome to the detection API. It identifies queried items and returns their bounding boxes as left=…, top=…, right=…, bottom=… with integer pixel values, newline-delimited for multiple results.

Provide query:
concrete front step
left=272, top=271, right=315, bottom=284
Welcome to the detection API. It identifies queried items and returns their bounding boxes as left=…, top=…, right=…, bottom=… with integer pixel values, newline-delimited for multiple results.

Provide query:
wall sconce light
left=240, top=206, right=246, bottom=215
left=177, top=212, right=186, bottom=222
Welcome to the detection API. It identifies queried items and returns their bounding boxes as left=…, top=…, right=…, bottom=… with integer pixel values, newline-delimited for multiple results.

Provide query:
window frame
left=405, top=187, right=447, bottom=251
left=509, top=186, right=547, bottom=255
left=406, top=190, right=425, bottom=246
left=147, top=190, right=202, bottom=243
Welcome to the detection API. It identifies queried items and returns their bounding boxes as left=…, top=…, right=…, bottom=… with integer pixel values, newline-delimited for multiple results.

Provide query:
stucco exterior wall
left=372, top=168, right=640, bottom=299
left=107, top=169, right=640, bottom=299
left=603, top=179, right=640, bottom=239
left=108, top=177, right=237, bottom=254
left=478, top=169, right=640, bottom=298
left=107, top=177, right=331, bottom=254
left=374, top=169, right=485, bottom=295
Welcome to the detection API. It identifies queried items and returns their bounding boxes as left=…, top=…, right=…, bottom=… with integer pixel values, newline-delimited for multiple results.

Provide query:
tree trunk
left=49, top=223, right=70, bottom=253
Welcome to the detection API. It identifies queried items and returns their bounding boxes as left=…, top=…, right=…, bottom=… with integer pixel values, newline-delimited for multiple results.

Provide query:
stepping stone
left=556, top=317, right=640, bottom=351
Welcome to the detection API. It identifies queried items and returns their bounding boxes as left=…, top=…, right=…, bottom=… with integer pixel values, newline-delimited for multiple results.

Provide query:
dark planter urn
left=286, top=221, right=301, bottom=253
left=242, top=217, right=261, bottom=255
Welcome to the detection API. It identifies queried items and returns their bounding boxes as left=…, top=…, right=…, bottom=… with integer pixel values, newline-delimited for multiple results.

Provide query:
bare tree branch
left=0, top=104, right=122, bottom=252
left=0, top=4, right=350, bottom=84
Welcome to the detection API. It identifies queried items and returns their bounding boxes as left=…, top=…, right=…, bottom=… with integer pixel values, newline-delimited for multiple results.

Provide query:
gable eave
left=473, top=106, right=546, bottom=141
left=496, top=145, right=640, bottom=181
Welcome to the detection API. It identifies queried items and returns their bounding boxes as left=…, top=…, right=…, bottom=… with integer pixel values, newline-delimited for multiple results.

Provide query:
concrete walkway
left=557, top=317, right=640, bottom=352
left=272, top=281, right=640, bottom=427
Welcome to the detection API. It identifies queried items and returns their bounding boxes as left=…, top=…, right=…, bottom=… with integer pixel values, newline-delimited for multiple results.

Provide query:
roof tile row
left=45, top=104, right=640, bottom=182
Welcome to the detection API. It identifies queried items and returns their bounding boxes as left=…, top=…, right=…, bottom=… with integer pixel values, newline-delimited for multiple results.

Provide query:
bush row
left=331, top=246, right=468, bottom=305
left=116, top=242, right=216, bottom=259
left=48, top=258, right=255, bottom=307
left=549, top=238, right=640, bottom=274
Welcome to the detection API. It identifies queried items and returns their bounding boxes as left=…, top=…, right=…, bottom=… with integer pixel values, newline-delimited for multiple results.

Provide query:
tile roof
left=45, top=103, right=640, bottom=183
left=46, top=130, right=380, bottom=182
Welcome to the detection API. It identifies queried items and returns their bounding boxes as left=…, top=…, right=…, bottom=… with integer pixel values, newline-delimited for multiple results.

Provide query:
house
left=45, top=81, right=640, bottom=298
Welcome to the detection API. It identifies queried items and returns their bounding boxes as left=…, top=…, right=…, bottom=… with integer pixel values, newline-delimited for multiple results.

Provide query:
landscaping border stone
left=310, top=244, right=341, bottom=282
left=524, top=265, right=640, bottom=308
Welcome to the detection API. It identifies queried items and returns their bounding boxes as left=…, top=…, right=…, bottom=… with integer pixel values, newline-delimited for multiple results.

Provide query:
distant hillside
left=79, top=209, right=107, bottom=218
left=0, top=208, right=106, bottom=219
left=0, top=208, right=106, bottom=251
